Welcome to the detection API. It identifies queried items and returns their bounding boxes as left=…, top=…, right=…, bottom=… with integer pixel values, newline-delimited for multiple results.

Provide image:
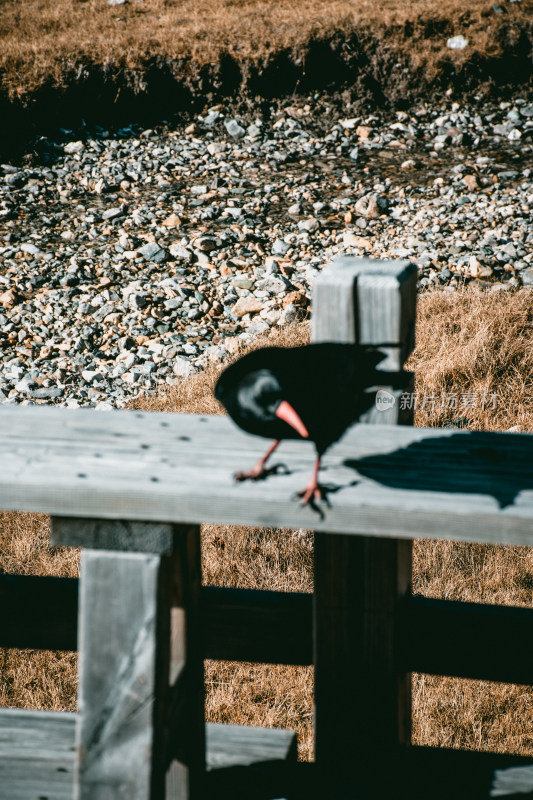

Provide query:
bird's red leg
left=296, top=456, right=322, bottom=505
left=234, top=439, right=281, bottom=482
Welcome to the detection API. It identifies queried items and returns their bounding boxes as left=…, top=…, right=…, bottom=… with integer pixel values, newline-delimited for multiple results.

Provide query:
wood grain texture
left=75, top=525, right=204, bottom=800
left=76, top=548, right=164, bottom=800
left=311, top=256, right=417, bottom=369
left=0, top=711, right=295, bottom=800
left=0, top=709, right=75, bottom=800
left=0, top=407, right=532, bottom=545
left=51, top=518, right=176, bottom=553
left=205, top=724, right=297, bottom=769
left=312, top=256, right=414, bottom=785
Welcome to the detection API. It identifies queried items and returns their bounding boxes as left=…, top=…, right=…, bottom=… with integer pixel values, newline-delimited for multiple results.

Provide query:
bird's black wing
left=278, top=343, right=388, bottom=453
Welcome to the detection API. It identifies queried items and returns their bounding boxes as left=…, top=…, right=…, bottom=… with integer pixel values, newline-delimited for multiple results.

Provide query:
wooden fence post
left=311, top=258, right=417, bottom=790
left=51, top=519, right=204, bottom=800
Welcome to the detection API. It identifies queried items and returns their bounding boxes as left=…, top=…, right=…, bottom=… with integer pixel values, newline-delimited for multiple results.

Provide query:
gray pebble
left=102, top=207, right=124, bottom=220
left=225, top=120, right=246, bottom=138
left=137, top=242, right=167, bottom=262
left=272, top=239, right=290, bottom=256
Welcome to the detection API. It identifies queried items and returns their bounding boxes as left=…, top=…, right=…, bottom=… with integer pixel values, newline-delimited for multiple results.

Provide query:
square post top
left=311, top=257, right=417, bottom=370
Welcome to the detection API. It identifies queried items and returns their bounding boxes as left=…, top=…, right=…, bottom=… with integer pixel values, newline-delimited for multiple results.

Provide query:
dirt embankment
left=0, top=0, right=532, bottom=156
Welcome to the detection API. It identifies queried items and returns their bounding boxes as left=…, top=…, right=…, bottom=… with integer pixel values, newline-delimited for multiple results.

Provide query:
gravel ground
left=0, top=95, right=532, bottom=408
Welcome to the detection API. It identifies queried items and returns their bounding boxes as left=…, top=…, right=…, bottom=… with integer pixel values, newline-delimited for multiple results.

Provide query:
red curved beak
left=275, top=401, right=309, bottom=439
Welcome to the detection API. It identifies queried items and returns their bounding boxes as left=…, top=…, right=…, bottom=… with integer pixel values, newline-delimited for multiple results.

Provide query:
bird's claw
left=296, top=482, right=323, bottom=506
left=234, top=464, right=285, bottom=482
left=234, top=467, right=267, bottom=482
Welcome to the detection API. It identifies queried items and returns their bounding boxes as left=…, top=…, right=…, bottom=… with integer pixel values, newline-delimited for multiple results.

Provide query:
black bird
left=214, top=342, right=395, bottom=505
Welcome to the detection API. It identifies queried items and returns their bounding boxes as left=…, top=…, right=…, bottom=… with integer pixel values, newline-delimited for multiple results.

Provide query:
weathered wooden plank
left=0, top=574, right=78, bottom=651
left=1, top=708, right=531, bottom=800
left=75, top=524, right=204, bottom=800
left=202, top=725, right=298, bottom=800
left=76, top=548, right=163, bottom=800
left=205, top=723, right=297, bottom=770
left=401, top=595, right=533, bottom=686
left=0, top=709, right=75, bottom=800
left=3, top=577, right=531, bottom=685
left=51, top=518, right=176, bottom=553
left=311, top=256, right=417, bottom=370
left=1, top=406, right=533, bottom=544
left=202, top=586, right=312, bottom=665
left=165, top=525, right=205, bottom=800
left=312, top=256, right=416, bottom=425
left=313, top=257, right=414, bottom=784
left=0, top=710, right=295, bottom=800
left=490, top=764, right=533, bottom=797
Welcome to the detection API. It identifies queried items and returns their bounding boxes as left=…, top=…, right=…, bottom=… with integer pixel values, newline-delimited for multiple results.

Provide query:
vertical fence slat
left=71, top=521, right=204, bottom=800
left=166, top=525, right=205, bottom=800
left=312, top=258, right=416, bottom=785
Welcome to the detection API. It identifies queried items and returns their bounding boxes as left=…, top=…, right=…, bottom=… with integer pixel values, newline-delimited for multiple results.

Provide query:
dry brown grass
left=0, top=512, right=78, bottom=711
left=409, top=289, right=533, bottom=756
left=202, top=522, right=314, bottom=761
left=410, top=288, right=533, bottom=432
left=0, top=0, right=530, bottom=99
left=2, top=289, right=533, bottom=762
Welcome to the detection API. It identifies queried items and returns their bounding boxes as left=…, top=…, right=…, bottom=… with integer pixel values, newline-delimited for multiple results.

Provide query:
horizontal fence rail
left=0, top=406, right=532, bottom=545
left=0, top=574, right=78, bottom=651
left=2, top=574, right=532, bottom=685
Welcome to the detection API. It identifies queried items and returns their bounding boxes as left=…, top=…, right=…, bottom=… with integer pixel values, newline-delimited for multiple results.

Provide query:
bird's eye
left=261, top=389, right=278, bottom=403
left=259, top=387, right=283, bottom=409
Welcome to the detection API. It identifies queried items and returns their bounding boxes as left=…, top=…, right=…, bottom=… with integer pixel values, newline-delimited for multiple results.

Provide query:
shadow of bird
left=344, top=430, right=533, bottom=510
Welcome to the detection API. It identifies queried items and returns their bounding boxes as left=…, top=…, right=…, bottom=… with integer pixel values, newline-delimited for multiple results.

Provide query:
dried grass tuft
left=409, top=289, right=533, bottom=432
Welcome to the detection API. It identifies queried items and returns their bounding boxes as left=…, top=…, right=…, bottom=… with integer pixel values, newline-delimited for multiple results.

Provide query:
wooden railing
left=1, top=257, right=533, bottom=800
